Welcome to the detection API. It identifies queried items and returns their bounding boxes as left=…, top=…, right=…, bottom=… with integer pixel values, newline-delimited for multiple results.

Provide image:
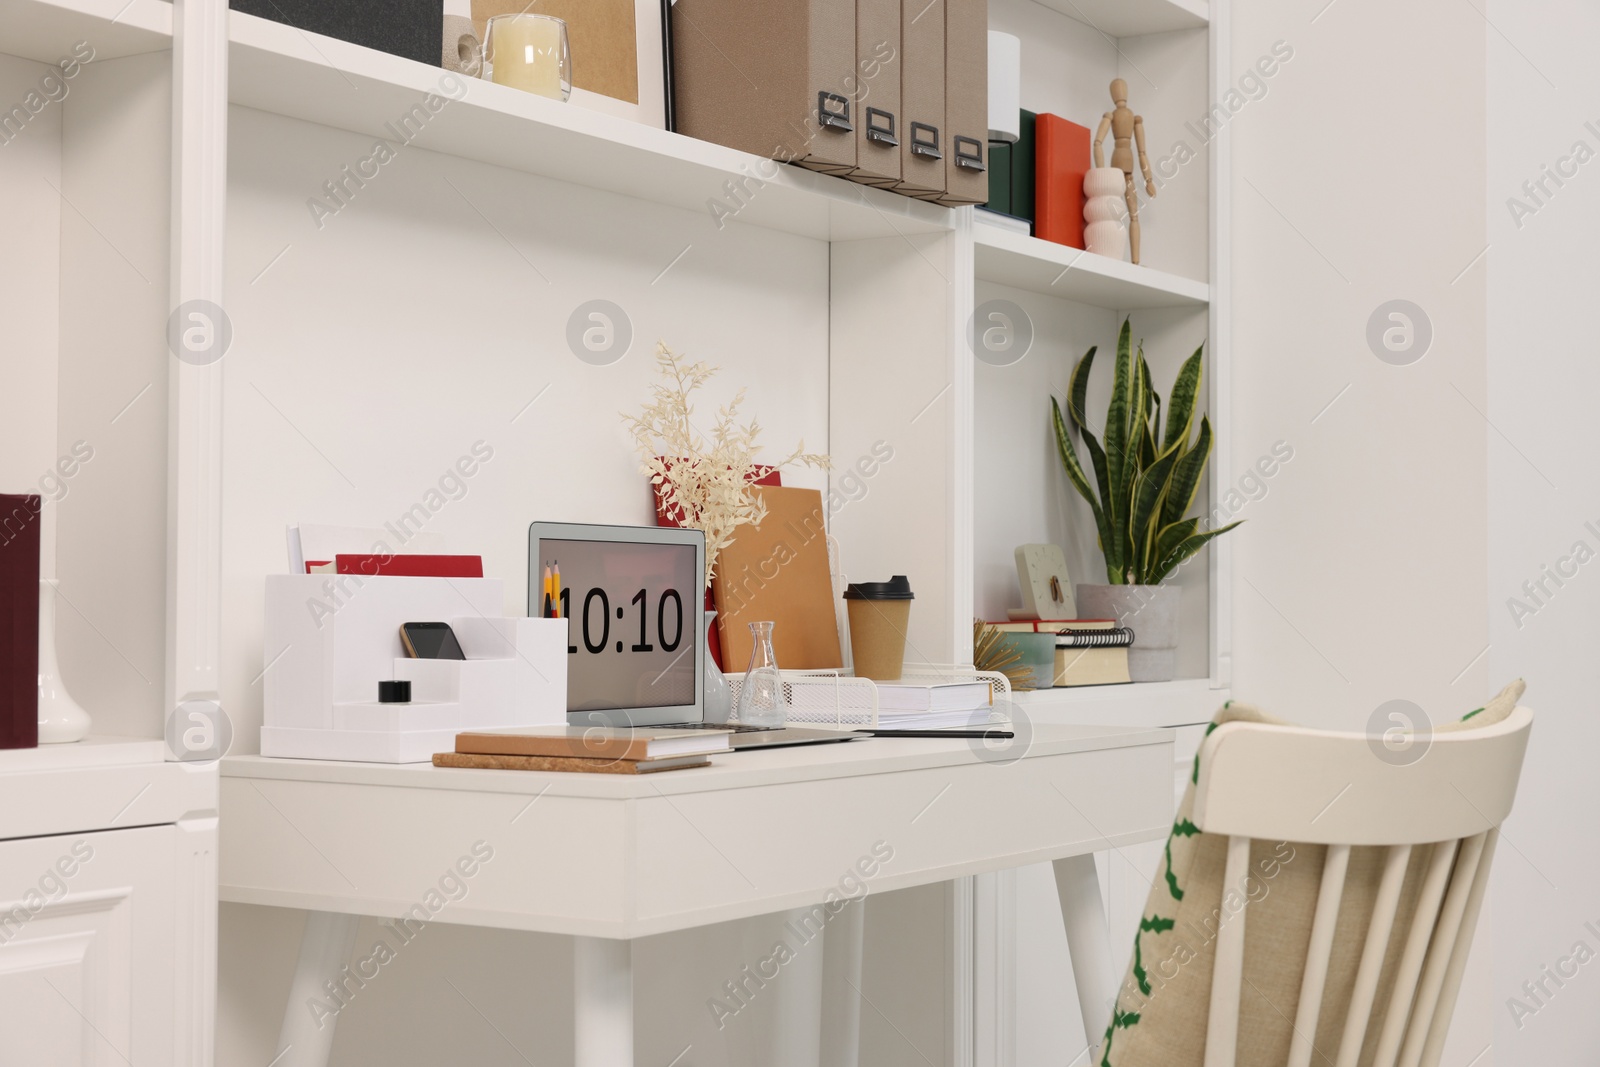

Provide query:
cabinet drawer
left=0, top=825, right=178, bottom=1066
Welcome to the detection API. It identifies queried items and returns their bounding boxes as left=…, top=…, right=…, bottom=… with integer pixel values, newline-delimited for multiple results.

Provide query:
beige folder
left=712, top=486, right=844, bottom=673
left=848, top=0, right=903, bottom=186
left=936, top=0, right=989, bottom=205
left=895, top=0, right=945, bottom=198
left=672, top=0, right=857, bottom=174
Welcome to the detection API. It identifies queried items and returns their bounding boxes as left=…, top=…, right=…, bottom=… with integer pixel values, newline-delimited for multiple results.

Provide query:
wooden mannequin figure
left=1093, top=78, right=1156, bottom=265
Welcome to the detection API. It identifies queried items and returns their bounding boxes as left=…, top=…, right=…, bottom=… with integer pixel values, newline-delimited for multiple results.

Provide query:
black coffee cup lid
left=844, top=575, right=914, bottom=600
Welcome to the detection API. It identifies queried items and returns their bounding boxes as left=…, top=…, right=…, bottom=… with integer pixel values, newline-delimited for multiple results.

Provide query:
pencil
left=552, top=560, right=561, bottom=619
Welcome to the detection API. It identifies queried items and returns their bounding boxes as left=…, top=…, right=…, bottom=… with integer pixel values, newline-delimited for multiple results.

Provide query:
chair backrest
left=1190, top=706, right=1533, bottom=1067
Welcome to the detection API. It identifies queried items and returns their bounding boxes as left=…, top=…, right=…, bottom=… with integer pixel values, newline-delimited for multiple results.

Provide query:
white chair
left=1186, top=703, right=1534, bottom=1067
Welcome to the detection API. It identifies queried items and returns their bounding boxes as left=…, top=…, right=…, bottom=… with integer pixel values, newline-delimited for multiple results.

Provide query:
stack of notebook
left=437, top=727, right=731, bottom=774
left=989, top=619, right=1134, bottom=687
left=872, top=680, right=998, bottom=729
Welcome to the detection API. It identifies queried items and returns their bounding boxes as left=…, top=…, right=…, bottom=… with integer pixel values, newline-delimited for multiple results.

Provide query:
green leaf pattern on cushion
left=1192, top=721, right=1220, bottom=784
left=1163, top=819, right=1199, bottom=902
left=1132, top=915, right=1176, bottom=995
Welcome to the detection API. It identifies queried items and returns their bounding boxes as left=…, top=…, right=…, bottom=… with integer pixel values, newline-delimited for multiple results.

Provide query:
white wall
left=1230, top=0, right=1489, bottom=725
left=1486, top=1, right=1600, bottom=1061
left=1230, top=0, right=1494, bottom=1061
left=0, top=54, right=63, bottom=535
left=221, top=105, right=831, bottom=753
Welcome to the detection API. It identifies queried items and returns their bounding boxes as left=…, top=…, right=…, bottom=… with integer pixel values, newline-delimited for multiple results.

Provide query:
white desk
left=219, top=724, right=1173, bottom=1066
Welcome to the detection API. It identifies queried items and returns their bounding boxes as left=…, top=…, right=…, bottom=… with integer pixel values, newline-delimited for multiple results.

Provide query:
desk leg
left=1053, top=855, right=1115, bottom=1060
left=768, top=908, right=824, bottom=1067
left=274, top=910, right=361, bottom=1067
left=819, top=901, right=864, bottom=1067
left=574, top=936, right=633, bottom=1067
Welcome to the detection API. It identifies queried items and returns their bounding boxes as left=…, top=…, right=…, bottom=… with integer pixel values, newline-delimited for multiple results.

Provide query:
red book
left=1035, top=115, right=1093, bottom=249
left=0, top=495, right=41, bottom=749
left=334, top=554, right=484, bottom=578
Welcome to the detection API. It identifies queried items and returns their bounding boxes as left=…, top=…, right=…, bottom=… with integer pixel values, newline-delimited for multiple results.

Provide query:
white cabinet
left=0, top=826, right=174, bottom=1065
left=0, top=739, right=219, bottom=1066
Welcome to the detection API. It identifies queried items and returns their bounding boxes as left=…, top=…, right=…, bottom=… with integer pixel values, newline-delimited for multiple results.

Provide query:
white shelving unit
left=227, top=13, right=949, bottom=243
left=1028, top=0, right=1208, bottom=37
left=4, top=0, right=1230, bottom=1062
left=974, top=222, right=1209, bottom=308
left=0, top=0, right=170, bottom=62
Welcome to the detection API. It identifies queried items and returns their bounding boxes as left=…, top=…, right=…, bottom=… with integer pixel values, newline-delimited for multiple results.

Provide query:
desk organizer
left=260, top=575, right=567, bottom=763
left=722, top=667, right=1014, bottom=728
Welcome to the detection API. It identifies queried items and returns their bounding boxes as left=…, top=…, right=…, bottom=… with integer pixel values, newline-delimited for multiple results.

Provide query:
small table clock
left=1009, top=543, right=1075, bottom=620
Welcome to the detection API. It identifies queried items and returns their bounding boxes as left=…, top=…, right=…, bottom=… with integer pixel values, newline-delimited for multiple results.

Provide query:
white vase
left=1083, top=167, right=1128, bottom=260
left=702, top=610, right=734, bottom=724
left=1075, top=583, right=1180, bottom=683
left=37, top=579, right=92, bottom=743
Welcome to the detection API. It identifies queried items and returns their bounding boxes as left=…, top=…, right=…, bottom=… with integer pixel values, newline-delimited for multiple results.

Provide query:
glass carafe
left=735, top=621, right=788, bottom=728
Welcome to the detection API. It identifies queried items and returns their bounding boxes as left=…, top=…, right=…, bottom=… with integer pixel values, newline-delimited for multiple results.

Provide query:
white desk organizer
left=722, top=667, right=1014, bottom=729
left=260, top=575, right=567, bottom=763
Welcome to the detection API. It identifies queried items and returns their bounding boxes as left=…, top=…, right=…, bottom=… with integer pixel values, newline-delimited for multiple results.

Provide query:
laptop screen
left=529, top=523, right=703, bottom=725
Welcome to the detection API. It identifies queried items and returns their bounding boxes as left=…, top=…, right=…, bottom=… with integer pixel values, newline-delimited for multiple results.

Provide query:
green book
left=1011, top=109, right=1037, bottom=223
left=987, top=141, right=1012, bottom=214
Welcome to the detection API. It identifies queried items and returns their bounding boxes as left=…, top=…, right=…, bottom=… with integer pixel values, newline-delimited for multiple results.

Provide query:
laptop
left=528, top=522, right=858, bottom=750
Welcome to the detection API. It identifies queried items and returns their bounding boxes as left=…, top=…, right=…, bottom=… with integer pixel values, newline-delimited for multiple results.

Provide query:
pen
left=854, top=729, right=1017, bottom=739
left=542, top=564, right=553, bottom=619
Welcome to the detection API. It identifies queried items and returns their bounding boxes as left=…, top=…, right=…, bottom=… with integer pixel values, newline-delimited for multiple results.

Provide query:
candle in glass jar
left=488, top=14, right=568, bottom=100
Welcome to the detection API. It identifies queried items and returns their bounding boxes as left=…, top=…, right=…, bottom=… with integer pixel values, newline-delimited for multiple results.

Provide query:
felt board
left=232, top=0, right=444, bottom=67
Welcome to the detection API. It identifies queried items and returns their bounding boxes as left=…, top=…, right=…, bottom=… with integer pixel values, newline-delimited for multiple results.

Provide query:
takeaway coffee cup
left=843, top=576, right=914, bottom=682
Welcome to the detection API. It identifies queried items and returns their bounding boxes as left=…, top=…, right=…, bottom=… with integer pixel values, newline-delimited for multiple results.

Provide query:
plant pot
left=1075, top=583, right=1180, bottom=683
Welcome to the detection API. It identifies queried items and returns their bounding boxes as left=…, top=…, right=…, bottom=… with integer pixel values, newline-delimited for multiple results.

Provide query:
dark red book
left=1035, top=115, right=1093, bottom=249
left=0, top=495, right=41, bottom=749
left=334, top=554, right=484, bottom=578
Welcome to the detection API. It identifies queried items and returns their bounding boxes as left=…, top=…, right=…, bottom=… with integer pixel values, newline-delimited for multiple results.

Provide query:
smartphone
left=399, top=622, right=466, bottom=660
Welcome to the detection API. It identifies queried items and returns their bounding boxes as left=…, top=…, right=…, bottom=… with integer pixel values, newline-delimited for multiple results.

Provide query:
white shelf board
left=0, top=0, right=170, bottom=64
left=227, top=12, right=953, bottom=244
left=0, top=735, right=165, bottom=772
left=1029, top=0, right=1207, bottom=37
left=1010, top=678, right=1226, bottom=730
left=974, top=223, right=1210, bottom=309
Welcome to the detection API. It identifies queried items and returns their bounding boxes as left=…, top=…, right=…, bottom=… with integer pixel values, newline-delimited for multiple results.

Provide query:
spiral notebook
left=1054, top=626, right=1135, bottom=648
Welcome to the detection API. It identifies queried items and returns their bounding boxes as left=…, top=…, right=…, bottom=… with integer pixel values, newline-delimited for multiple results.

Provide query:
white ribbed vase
left=1083, top=167, right=1128, bottom=260
left=37, top=579, right=91, bottom=743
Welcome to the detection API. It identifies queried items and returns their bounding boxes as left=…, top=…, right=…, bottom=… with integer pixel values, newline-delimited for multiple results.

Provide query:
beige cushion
left=1101, top=680, right=1525, bottom=1066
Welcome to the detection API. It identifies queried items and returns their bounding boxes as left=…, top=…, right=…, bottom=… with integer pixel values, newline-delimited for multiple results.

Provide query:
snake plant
left=1051, top=319, right=1241, bottom=585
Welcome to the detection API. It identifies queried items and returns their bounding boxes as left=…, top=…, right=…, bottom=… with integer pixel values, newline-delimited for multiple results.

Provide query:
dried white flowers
left=623, top=342, right=829, bottom=588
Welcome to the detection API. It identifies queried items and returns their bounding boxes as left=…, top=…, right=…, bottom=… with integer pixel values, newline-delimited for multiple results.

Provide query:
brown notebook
left=935, top=0, right=989, bottom=206
left=712, top=486, right=843, bottom=672
left=434, top=752, right=710, bottom=774
left=672, top=0, right=857, bottom=174
left=0, top=495, right=41, bottom=750
left=455, top=726, right=730, bottom=761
